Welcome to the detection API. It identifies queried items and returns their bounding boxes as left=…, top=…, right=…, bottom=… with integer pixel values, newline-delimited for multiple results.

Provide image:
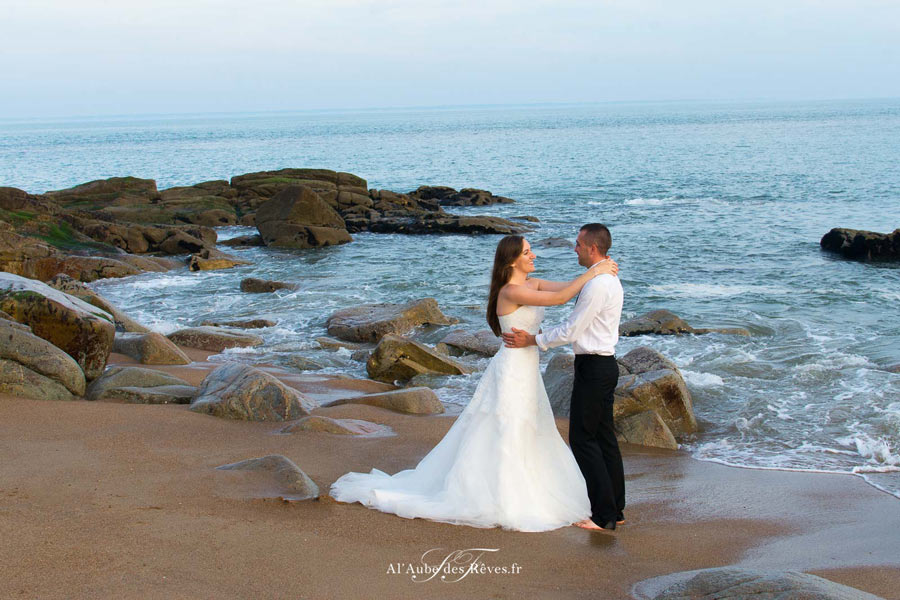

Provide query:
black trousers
left=569, top=354, right=624, bottom=525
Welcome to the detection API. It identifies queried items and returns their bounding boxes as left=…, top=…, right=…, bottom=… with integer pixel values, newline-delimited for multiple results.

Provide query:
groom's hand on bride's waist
left=502, top=327, right=536, bottom=348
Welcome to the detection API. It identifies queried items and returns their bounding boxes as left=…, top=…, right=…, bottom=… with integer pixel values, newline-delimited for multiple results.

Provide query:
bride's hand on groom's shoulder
left=590, top=258, right=619, bottom=278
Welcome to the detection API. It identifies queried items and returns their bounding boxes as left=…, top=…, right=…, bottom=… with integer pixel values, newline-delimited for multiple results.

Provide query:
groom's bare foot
left=574, top=518, right=612, bottom=531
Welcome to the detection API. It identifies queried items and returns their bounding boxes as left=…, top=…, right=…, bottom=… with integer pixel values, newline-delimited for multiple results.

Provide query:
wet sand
left=2, top=355, right=899, bottom=600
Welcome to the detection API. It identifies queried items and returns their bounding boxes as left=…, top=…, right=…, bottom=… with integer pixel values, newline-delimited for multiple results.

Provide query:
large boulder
left=616, top=410, right=678, bottom=450
left=366, top=334, right=469, bottom=383
left=620, top=309, right=750, bottom=337
left=113, top=332, right=191, bottom=365
left=647, top=567, right=882, bottom=600
left=191, top=363, right=316, bottom=421
left=618, top=345, right=677, bottom=374
left=324, top=387, right=444, bottom=415
left=230, top=168, right=367, bottom=215
left=821, top=227, right=900, bottom=261
left=255, top=185, right=351, bottom=249
left=0, top=272, right=115, bottom=379
left=216, top=454, right=319, bottom=501
left=47, top=274, right=150, bottom=333
left=167, top=326, right=264, bottom=352
left=435, top=329, right=501, bottom=357
left=85, top=366, right=196, bottom=404
left=44, top=176, right=160, bottom=211
left=0, top=319, right=86, bottom=400
left=615, top=369, right=697, bottom=437
left=326, top=298, right=457, bottom=343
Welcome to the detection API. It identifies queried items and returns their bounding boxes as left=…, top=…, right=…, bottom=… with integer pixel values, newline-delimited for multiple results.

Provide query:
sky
left=1, top=0, right=899, bottom=118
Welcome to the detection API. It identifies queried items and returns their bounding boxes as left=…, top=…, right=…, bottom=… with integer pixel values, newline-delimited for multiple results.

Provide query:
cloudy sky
left=2, top=0, right=898, bottom=117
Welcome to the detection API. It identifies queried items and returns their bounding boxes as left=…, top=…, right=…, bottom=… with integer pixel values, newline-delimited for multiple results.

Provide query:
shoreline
left=1, top=353, right=899, bottom=599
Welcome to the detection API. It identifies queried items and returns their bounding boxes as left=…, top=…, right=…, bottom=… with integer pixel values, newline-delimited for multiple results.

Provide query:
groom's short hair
left=580, top=223, right=611, bottom=255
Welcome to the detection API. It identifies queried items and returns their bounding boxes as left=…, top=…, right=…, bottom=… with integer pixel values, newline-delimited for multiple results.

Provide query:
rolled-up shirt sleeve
left=535, top=280, right=607, bottom=351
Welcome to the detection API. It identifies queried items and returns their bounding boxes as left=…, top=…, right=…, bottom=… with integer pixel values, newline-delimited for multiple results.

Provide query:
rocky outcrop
left=409, top=186, right=515, bottom=207
left=216, top=454, right=319, bottom=501
left=365, top=213, right=530, bottom=236
left=366, top=334, right=469, bottom=383
left=239, top=278, right=298, bottom=293
left=821, top=227, right=900, bottom=261
left=435, top=329, right=501, bottom=357
left=220, top=234, right=264, bottom=248
left=647, top=567, right=882, bottom=600
left=0, top=319, right=86, bottom=401
left=0, top=272, right=115, bottom=379
left=326, top=298, right=457, bottom=343
left=620, top=309, right=750, bottom=337
left=47, top=274, right=149, bottom=333
left=44, top=177, right=160, bottom=211
left=325, top=387, right=444, bottom=415
left=112, top=332, right=191, bottom=365
left=199, top=319, right=275, bottom=329
left=230, top=168, right=368, bottom=216
left=166, top=326, right=263, bottom=352
left=85, top=366, right=196, bottom=404
left=255, top=185, right=352, bottom=249
left=187, top=248, right=250, bottom=271
left=280, top=416, right=393, bottom=436
left=191, top=363, right=316, bottom=420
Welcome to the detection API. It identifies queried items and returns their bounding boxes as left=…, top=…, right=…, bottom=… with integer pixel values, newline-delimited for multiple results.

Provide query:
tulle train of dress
left=329, top=305, right=591, bottom=532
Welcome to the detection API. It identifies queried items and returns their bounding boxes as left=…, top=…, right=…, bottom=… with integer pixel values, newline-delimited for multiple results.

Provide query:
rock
left=220, top=234, right=264, bottom=247
left=255, top=185, right=351, bottom=248
left=618, top=346, right=677, bottom=375
left=349, top=349, right=370, bottom=363
left=616, top=410, right=678, bottom=450
left=437, top=329, right=501, bottom=356
left=647, top=567, right=882, bottom=600
left=280, top=416, right=392, bottom=436
left=543, top=353, right=575, bottom=417
left=821, top=227, right=900, bottom=260
left=85, top=366, right=195, bottom=403
left=367, top=214, right=531, bottom=236
left=620, top=309, right=750, bottom=337
left=326, top=298, right=457, bottom=343
left=286, top=356, right=325, bottom=371
left=199, top=319, right=276, bottom=329
left=158, top=231, right=207, bottom=255
left=533, top=237, right=573, bottom=248
left=231, top=168, right=367, bottom=215
left=239, top=277, right=299, bottom=293
left=167, top=326, right=263, bottom=352
left=887, top=364, right=900, bottom=374
left=216, top=454, right=319, bottom=501
left=409, top=186, right=515, bottom=207
left=112, top=332, right=191, bottom=365
left=512, top=215, right=540, bottom=223
left=187, top=248, right=250, bottom=271
left=615, top=369, right=697, bottom=437
left=366, top=334, right=469, bottom=383
left=325, top=387, right=444, bottom=415
left=0, top=272, right=115, bottom=380
left=47, top=274, right=149, bottom=333
left=191, top=363, right=315, bottom=420
left=315, top=336, right=367, bottom=351
left=44, top=176, right=160, bottom=211
left=0, top=320, right=86, bottom=400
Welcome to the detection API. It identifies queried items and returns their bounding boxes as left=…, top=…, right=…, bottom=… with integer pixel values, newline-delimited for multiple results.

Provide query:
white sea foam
left=682, top=370, right=724, bottom=387
left=221, top=346, right=263, bottom=355
left=124, top=275, right=202, bottom=291
left=837, top=433, right=900, bottom=467
left=648, top=283, right=784, bottom=298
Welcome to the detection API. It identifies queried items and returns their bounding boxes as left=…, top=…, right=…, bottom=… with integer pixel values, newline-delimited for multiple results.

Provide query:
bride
left=329, top=235, right=618, bottom=532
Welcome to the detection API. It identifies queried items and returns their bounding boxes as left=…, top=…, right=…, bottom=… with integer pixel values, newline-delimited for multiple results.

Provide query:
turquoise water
left=3, top=100, right=899, bottom=495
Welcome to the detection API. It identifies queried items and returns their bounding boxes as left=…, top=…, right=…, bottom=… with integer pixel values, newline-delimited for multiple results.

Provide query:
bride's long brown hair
left=486, top=235, right=525, bottom=336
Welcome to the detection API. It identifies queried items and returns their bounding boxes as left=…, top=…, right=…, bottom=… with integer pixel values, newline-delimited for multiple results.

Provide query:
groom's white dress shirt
left=534, top=266, right=623, bottom=356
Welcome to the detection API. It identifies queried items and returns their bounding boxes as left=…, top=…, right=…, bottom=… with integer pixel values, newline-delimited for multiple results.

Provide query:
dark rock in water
left=620, top=309, right=750, bottom=337
left=216, top=454, right=319, bottom=501
left=158, top=230, right=207, bottom=255
left=366, top=335, right=469, bottom=383
left=85, top=366, right=196, bottom=404
left=326, top=298, right=457, bottom=343
left=0, top=319, right=86, bottom=400
left=367, top=213, right=531, bottom=236
left=533, top=237, right=573, bottom=249
left=645, top=567, right=882, bottom=600
left=187, top=248, right=250, bottom=271
left=888, top=364, right=900, bottom=374
left=191, top=363, right=315, bottom=421
left=316, top=336, right=367, bottom=351
left=167, top=326, right=263, bottom=352
left=618, top=346, right=678, bottom=375
left=436, top=329, right=501, bottom=357
left=199, top=319, right=276, bottom=329
left=409, top=186, right=515, bottom=207
left=512, top=215, right=540, bottom=223
left=255, top=185, right=352, bottom=249
left=220, top=234, right=264, bottom=247
left=0, top=272, right=115, bottom=380
left=240, top=277, right=299, bottom=293
left=821, top=227, right=900, bottom=261
left=325, top=387, right=445, bottom=415
left=113, top=332, right=191, bottom=365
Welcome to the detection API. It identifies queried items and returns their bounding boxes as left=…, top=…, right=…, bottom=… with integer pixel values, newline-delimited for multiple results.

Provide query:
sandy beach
left=1, top=353, right=899, bottom=600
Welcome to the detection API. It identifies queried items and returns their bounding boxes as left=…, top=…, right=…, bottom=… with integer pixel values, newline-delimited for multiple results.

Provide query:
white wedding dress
left=329, top=305, right=591, bottom=532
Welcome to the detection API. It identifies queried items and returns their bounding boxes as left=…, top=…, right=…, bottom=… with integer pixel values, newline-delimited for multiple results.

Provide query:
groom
left=502, top=223, right=625, bottom=531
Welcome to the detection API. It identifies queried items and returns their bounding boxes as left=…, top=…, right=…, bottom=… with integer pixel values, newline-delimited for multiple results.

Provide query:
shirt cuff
left=534, top=332, right=549, bottom=352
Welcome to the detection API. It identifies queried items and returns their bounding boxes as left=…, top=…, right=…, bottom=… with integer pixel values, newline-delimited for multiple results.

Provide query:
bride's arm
left=503, top=263, right=608, bottom=307
left=532, top=259, right=618, bottom=292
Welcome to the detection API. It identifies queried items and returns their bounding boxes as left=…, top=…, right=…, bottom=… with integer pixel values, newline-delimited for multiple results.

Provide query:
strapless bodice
left=497, top=305, right=544, bottom=335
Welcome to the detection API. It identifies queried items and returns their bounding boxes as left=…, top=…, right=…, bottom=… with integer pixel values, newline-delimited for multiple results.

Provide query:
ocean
left=2, top=99, right=899, bottom=496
